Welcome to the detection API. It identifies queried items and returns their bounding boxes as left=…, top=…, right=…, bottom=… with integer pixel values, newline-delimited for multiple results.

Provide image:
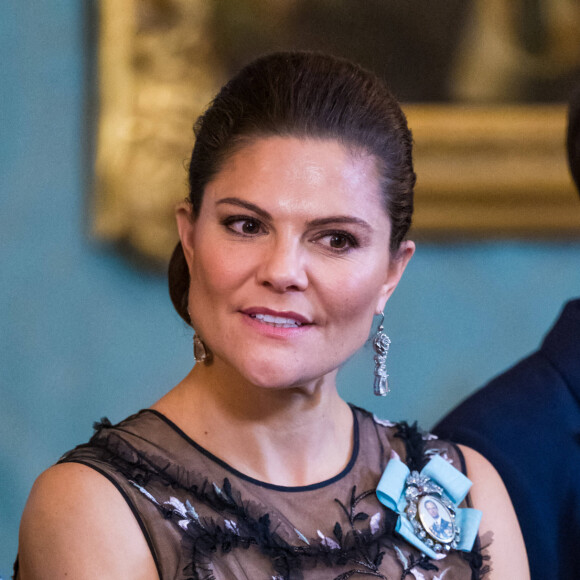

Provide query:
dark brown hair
left=169, top=51, right=415, bottom=325
left=567, top=81, right=580, bottom=192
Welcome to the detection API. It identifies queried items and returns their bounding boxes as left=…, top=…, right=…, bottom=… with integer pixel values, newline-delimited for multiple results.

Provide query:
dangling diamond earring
left=372, top=312, right=391, bottom=396
left=193, top=334, right=212, bottom=364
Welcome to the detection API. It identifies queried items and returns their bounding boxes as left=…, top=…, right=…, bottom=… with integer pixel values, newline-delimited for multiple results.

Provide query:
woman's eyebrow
left=307, top=216, right=373, bottom=231
left=216, top=197, right=373, bottom=231
left=216, top=197, right=272, bottom=221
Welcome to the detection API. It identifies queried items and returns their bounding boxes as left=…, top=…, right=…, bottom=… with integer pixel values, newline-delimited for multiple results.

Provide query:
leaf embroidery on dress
left=294, top=527, right=310, bottom=545
left=395, top=542, right=441, bottom=579
left=167, top=496, right=187, bottom=517
left=317, top=530, right=340, bottom=549
left=185, top=499, right=200, bottom=521
left=373, top=414, right=396, bottom=427
left=370, top=512, right=382, bottom=534
left=395, top=545, right=409, bottom=569
left=88, top=411, right=488, bottom=580
left=130, top=481, right=161, bottom=506
left=224, top=519, right=240, bottom=535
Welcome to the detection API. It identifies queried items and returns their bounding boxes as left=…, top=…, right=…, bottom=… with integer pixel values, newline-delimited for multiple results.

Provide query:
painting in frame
left=93, top=0, right=580, bottom=266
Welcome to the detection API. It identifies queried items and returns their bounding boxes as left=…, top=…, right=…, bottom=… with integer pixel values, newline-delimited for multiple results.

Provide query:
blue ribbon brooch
left=376, top=454, right=482, bottom=560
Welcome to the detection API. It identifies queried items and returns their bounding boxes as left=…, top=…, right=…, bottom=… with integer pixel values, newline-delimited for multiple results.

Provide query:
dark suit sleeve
left=433, top=349, right=579, bottom=580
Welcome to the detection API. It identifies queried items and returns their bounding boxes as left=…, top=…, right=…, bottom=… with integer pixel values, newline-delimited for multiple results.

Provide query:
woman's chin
left=243, top=370, right=306, bottom=391
left=239, top=362, right=336, bottom=394
left=204, top=351, right=337, bottom=393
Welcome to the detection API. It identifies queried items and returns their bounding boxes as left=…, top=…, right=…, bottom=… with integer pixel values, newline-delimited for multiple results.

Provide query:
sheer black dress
left=17, top=406, right=487, bottom=580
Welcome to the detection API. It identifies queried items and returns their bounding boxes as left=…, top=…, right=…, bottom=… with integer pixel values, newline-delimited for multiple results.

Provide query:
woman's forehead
left=205, top=136, right=388, bottom=220
left=216, top=136, right=380, bottom=190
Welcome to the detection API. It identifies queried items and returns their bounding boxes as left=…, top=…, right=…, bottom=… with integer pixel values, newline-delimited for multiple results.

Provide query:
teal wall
left=2, top=2, right=580, bottom=577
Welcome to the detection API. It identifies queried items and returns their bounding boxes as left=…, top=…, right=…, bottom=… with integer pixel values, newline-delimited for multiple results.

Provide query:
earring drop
left=372, top=312, right=391, bottom=396
left=193, top=334, right=212, bottom=364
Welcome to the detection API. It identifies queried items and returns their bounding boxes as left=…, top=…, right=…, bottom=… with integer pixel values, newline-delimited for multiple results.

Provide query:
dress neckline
left=139, top=405, right=361, bottom=493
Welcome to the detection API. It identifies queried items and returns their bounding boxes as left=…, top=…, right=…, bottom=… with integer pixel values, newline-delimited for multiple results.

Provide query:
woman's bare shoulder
left=459, top=445, right=530, bottom=580
left=18, top=462, right=158, bottom=579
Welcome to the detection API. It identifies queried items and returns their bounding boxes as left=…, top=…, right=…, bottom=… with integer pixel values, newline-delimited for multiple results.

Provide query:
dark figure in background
left=434, top=84, right=580, bottom=580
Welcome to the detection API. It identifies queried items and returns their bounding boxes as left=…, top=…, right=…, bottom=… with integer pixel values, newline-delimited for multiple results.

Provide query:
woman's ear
left=375, top=240, right=415, bottom=314
left=175, top=201, right=196, bottom=269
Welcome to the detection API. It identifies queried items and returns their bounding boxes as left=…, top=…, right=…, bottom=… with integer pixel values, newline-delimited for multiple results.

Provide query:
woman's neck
left=152, top=364, right=354, bottom=487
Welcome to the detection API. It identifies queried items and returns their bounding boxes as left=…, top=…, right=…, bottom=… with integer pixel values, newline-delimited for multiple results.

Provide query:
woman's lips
left=251, top=313, right=303, bottom=328
left=241, top=307, right=312, bottom=326
left=240, top=308, right=313, bottom=335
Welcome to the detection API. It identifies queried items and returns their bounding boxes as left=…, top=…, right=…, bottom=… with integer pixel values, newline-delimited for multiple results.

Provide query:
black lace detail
left=59, top=413, right=488, bottom=579
left=398, top=553, right=438, bottom=579
left=93, top=416, right=113, bottom=431
left=64, top=425, right=400, bottom=579
left=132, top=473, right=403, bottom=580
left=461, top=540, right=491, bottom=579
left=393, top=422, right=427, bottom=472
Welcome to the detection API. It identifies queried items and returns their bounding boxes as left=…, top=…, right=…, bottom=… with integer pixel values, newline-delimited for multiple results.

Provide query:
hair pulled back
left=169, top=51, right=415, bottom=325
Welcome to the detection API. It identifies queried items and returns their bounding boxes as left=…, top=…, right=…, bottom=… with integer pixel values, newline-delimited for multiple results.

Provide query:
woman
left=17, top=52, right=528, bottom=579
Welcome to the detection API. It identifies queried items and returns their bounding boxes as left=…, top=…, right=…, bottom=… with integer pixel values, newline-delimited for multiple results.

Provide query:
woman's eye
left=317, top=231, right=358, bottom=252
left=328, top=234, right=348, bottom=249
left=240, top=220, right=260, bottom=234
left=223, top=216, right=264, bottom=236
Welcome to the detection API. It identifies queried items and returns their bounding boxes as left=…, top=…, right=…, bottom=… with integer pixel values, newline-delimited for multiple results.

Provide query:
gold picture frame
left=92, top=0, right=580, bottom=266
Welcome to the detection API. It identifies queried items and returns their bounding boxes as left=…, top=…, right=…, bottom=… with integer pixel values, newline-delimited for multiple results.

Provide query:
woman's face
left=177, top=136, right=414, bottom=390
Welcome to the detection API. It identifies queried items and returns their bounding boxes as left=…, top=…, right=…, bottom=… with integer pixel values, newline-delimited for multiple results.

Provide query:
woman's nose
left=256, top=237, right=308, bottom=292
